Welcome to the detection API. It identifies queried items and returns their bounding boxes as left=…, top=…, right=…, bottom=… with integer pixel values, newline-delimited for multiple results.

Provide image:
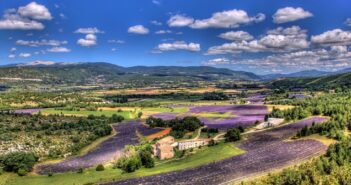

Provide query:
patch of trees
left=202, top=92, right=229, bottom=101
left=0, top=113, right=123, bottom=160
left=104, top=93, right=203, bottom=103
left=115, top=144, right=155, bottom=173
left=269, top=107, right=310, bottom=121
left=0, top=152, right=38, bottom=176
left=146, top=116, right=204, bottom=138
left=224, top=128, right=243, bottom=142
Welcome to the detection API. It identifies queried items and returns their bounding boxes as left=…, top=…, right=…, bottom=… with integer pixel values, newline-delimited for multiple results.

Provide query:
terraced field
left=103, top=117, right=328, bottom=185
left=36, top=121, right=162, bottom=174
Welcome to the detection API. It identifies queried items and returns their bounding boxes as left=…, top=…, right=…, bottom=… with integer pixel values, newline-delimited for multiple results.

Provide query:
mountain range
left=1, top=62, right=351, bottom=87
left=0, top=62, right=260, bottom=85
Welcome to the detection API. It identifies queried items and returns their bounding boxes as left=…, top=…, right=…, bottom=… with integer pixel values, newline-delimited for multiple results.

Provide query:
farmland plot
left=37, top=121, right=142, bottom=174
left=103, top=117, right=328, bottom=185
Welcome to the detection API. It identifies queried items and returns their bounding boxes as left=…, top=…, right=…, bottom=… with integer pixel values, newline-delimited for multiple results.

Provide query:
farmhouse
left=153, top=136, right=211, bottom=159
left=178, top=139, right=210, bottom=150
left=152, top=136, right=175, bottom=160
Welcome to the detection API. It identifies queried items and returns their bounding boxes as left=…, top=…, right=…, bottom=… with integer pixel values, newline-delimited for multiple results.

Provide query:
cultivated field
left=102, top=117, right=328, bottom=185
left=36, top=121, right=163, bottom=174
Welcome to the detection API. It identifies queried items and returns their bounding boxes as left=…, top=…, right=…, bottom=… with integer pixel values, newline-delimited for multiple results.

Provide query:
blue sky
left=0, top=0, right=351, bottom=74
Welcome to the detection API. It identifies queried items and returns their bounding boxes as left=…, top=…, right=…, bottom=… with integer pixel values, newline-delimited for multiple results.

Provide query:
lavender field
left=37, top=121, right=144, bottom=174
left=193, top=105, right=268, bottom=130
left=153, top=105, right=269, bottom=130
left=13, top=108, right=41, bottom=115
left=103, top=117, right=328, bottom=185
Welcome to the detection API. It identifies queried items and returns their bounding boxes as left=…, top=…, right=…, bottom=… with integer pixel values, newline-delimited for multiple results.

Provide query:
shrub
left=96, top=164, right=105, bottom=171
left=17, top=168, right=28, bottom=176
left=77, top=168, right=84, bottom=173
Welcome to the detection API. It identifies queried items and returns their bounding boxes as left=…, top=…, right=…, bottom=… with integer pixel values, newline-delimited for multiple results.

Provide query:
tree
left=1, top=152, right=38, bottom=175
left=224, top=129, right=241, bottom=142
left=95, top=164, right=105, bottom=171
left=139, top=150, right=155, bottom=168
left=138, top=112, right=143, bottom=118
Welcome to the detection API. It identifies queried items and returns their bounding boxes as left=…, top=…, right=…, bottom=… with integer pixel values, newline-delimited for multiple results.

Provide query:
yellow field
left=266, top=104, right=295, bottom=112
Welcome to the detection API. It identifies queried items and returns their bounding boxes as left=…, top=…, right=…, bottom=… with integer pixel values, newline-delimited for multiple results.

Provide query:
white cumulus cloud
left=168, top=15, right=194, bottom=27
left=202, top=58, right=230, bottom=66
left=311, top=29, right=351, bottom=46
left=207, top=26, right=309, bottom=54
left=155, top=30, right=172, bottom=34
left=218, top=31, right=253, bottom=41
left=18, top=2, right=52, bottom=20
left=16, top=39, right=67, bottom=47
left=74, top=27, right=104, bottom=34
left=168, top=10, right=265, bottom=29
left=156, top=41, right=200, bottom=52
left=128, top=25, right=149, bottom=34
left=47, top=47, right=71, bottom=53
left=19, top=52, right=31, bottom=58
left=0, top=2, right=52, bottom=30
left=273, top=7, right=313, bottom=24
left=77, top=34, right=97, bottom=47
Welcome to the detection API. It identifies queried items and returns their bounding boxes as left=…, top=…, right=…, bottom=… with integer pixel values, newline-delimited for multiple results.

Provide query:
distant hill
left=271, top=72, right=351, bottom=90
left=261, top=70, right=331, bottom=80
left=0, top=62, right=260, bottom=85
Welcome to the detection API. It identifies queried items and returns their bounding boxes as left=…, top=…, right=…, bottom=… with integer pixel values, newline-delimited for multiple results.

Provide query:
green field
left=41, top=108, right=135, bottom=119
left=3, top=143, right=244, bottom=185
left=141, top=106, right=189, bottom=113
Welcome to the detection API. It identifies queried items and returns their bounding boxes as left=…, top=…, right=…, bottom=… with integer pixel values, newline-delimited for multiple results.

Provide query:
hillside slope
left=271, top=72, right=351, bottom=90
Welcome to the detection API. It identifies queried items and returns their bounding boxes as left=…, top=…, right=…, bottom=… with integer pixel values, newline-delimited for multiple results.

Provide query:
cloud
left=168, top=10, right=265, bottom=29
left=18, top=2, right=52, bottom=20
left=202, top=58, right=230, bottom=66
left=108, top=39, right=125, bottom=44
left=155, top=41, right=200, bottom=52
left=191, top=10, right=265, bottom=29
left=152, top=0, right=161, bottom=5
left=0, top=9, right=44, bottom=30
left=74, top=27, right=104, bottom=34
left=168, top=14, right=194, bottom=27
left=273, top=7, right=313, bottom=24
left=47, top=47, right=71, bottom=53
left=155, top=30, right=172, bottom=34
left=111, top=48, right=117, bottom=52
left=10, top=47, right=17, bottom=52
left=16, top=39, right=68, bottom=47
left=216, top=46, right=351, bottom=73
left=345, top=18, right=351, bottom=26
left=128, top=25, right=149, bottom=34
left=0, top=2, right=52, bottom=30
left=218, top=31, right=253, bottom=41
left=59, top=13, right=66, bottom=19
left=151, top=20, right=162, bottom=26
left=207, top=26, right=309, bottom=54
left=77, top=34, right=97, bottom=47
left=19, top=52, right=31, bottom=58
left=8, top=54, right=16, bottom=59
left=311, top=29, right=351, bottom=46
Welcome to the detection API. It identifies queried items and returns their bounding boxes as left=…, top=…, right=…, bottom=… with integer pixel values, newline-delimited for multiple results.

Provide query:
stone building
left=178, top=139, right=210, bottom=150
left=152, top=136, right=175, bottom=160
